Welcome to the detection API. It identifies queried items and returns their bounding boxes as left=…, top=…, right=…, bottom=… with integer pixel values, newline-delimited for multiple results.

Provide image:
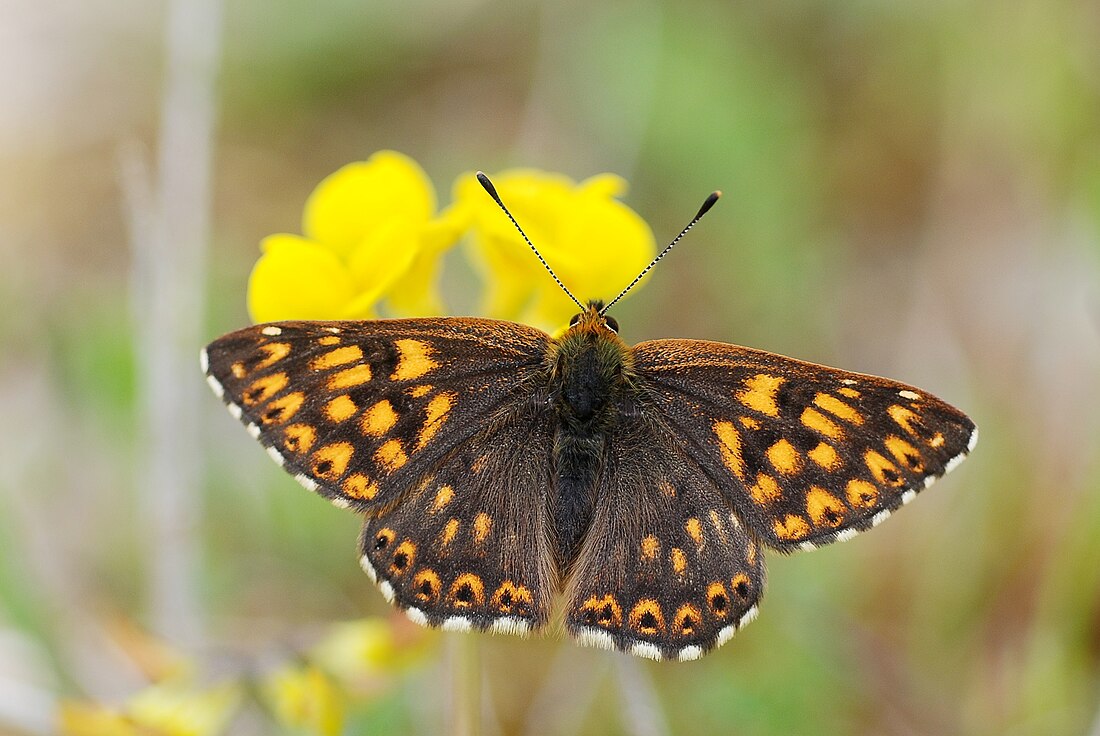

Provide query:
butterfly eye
left=569, top=313, right=582, bottom=327
left=603, top=315, right=619, bottom=333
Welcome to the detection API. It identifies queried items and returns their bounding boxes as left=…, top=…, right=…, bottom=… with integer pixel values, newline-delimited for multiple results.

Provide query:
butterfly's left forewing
left=632, top=339, right=977, bottom=552
left=202, top=318, right=550, bottom=511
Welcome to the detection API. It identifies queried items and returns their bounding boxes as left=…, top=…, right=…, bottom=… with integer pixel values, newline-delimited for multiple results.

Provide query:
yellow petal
left=264, top=665, right=345, bottom=736
left=126, top=680, right=239, bottom=736
left=303, top=151, right=436, bottom=258
left=248, top=235, right=357, bottom=323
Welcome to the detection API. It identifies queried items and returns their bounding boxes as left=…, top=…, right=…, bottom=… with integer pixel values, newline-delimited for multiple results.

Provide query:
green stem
left=448, top=633, right=481, bottom=736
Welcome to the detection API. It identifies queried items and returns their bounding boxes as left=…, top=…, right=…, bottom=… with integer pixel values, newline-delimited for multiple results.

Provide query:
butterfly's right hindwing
left=202, top=318, right=549, bottom=510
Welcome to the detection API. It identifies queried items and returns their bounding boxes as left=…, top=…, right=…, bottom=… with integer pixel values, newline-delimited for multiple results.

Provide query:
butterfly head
left=567, top=301, right=619, bottom=335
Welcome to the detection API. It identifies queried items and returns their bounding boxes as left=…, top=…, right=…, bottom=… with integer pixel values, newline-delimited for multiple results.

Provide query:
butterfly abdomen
left=547, top=312, right=636, bottom=566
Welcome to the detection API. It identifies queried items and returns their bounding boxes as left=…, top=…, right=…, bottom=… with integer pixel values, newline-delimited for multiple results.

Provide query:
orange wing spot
left=343, top=473, right=378, bottom=500
left=930, top=432, right=945, bottom=448
left=372, top=527, right=396, bottom=551
left=255, top=342, right=292, bottom=370
left=578, top=594, right=623, bottom=629
left=806, top=486, right=847, bottom=528
left=865, top=449, right=903, bottom=486
left=846, top=479, right=879, bottom=508
left=673, top=603, right=703, bottom=636
left=739, top=416, right=762, bottom=430
left=472, top=512, right=492, bottom=543
left=749, top=473, right=781, bottom=505
left=737, top=373, right=784, bottom=417
left=408, top=384, right=433, bottom=398
left=310, top=345, right=363, bottom=371
left=362, top=399, right=398, bottom=436
left=260, top=391, right=305, bottom=425
left=706, top=582, right=731, bottom=618
left=808, top=442, right=841, bottom=470
left=887, top=404, right=921, bottom=436
left=491, top=581, right=534, bottom=615
left=328, top=363, right=372, bottom=390
left=670, top=547, right=687, bottom=575
left=746, top=540, right=758, bottom=566
left=628, top=599, right=666, bottom=635
left=448, top=573, right=486, bottom=608
left=431, top=485, right=455, bottom=512
left=392, top=339, right=438, bottom=381
left=413, top=569, right=442, bottom=603
left=470, top=455, right=489, bottom=474
left=641, top=535, right=660, bottom=561
left=713, top=420, right=746, bottom=481
left=390, top=540, right=417, bottom=576
left=231, top=362, right=247, bottom=378
left=282, top=423, right=317, bottom=454
left=324, top=394, right=358, bottom=423
left=685, top=518, right=704, bottom=547
left=317, top=335, right=341, bottom=346
left=801, top=407, right=843, bottom=439
left=708, top=510, right=725, bottom=534
left=814, top=393, right=863, bottom=425
left=730, top=573, right=752, bottom=600
left=243, top=373, right=288, bottom=405
left=766, top=438, right=802, bottom=475
left=441, top=519, right=460, bottom=547
left=658, top=480, right=676, bottom=498
left=773, top=514, right=812, bottom=541
left=375, top=440, right=408, bottom=473
left=837, top=386, right=861, bottom=399
left=885, top=435, right=924, bottom=472
left=416, top=391, right=455, bottom=451
left=312, top=442, right=354, bottom=480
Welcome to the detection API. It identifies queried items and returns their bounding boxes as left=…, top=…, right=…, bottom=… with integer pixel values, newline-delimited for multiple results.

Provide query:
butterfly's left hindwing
left=632, top=339, right=977, bottom=552
left=202, top=318, right=549, bottom=510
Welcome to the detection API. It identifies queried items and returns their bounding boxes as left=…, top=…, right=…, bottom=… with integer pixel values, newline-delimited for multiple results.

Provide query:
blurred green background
left=2, top=1, right=1099, bottom=734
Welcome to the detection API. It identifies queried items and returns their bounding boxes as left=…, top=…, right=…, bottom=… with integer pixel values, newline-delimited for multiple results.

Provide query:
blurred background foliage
left=1, top=0, right=1098, bottom=734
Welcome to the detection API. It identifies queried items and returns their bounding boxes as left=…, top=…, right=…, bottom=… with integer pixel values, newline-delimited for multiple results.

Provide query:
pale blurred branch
left=124, top=0, right=224, bottom=650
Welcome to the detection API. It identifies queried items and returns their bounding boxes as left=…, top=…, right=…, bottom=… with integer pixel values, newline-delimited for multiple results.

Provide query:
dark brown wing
left=201, top=318, right=549, bottom=511
left=563, top=409, right=766, bottom=661
left=631, top=340, right=977, bottom=552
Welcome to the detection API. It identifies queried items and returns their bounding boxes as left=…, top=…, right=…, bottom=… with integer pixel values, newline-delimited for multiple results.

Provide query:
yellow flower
left=247, top=150, right=463, bottom=323
left=310, top=618, right=433, bottom=692
left=59, top=679, right=239, bottom=736
left=263, top=664, right=345, bottom=736
left=454, top=169, right=656, bottom=330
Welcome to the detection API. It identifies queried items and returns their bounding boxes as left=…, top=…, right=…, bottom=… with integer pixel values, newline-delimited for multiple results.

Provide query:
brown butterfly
left=201, top=174, right=976, bottom=661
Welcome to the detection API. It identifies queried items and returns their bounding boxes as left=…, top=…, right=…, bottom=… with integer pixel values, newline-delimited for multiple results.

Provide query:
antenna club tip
left=695, top=191, right=721, bottom=219
left=712, top=190, right=722, bottom=199
left=476, top=171, right=501, bottom=201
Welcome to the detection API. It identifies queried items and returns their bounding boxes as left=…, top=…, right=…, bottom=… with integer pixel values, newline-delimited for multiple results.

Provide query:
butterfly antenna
left=600, top=191, right=721, bottom=315
left=476, top=171, right=585, bottom=312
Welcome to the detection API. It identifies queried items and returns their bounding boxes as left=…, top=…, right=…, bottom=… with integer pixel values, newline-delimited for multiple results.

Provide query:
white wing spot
left=490, top=617, right=531, bottom=636
left=799, top=540, right=817, bottom=551
left=265, top=445, right=284, bottom=466
left=294, top=474, right=318, bottom=492
left=199, top=348, right=209, bottom=373
left=261, top=326, right=282, bottom=336
left=871, top=509, right=891, bottom=527
left=677, top=645, right=703, bottom=662
left=901, top=489, right=917, bottom=505
left=629, top=642, right=663, bottom=661
left=324, top=326, right=341, bottom=334
left=379, top=581, right=395, bottom=603
left=330, top=497, right=350, bottom=509
left=405, top=607, right=428, bottom=626
left=967, top=427, right=979, bottom=452
left=226, top=402, right=243, bottom=420
left=840, top=378, right=858, bottom=386
left=737, top=605, right=759, bottom=629
left=206, top=374, right=225, bottom=398
left=359, top=555, right=378, bottom=582
left=574, top=626, right=615, bottom=651
left=246, top=423, right=261, bottom=439
left=441, top=616, right=473, bottom=632
left=944, top=451, right=967, bottom=475
left=835, top=528, right=858, bottom=542
left=715, top=624, right=737, bottom=647
left=898, top=390, right=921, bottom=400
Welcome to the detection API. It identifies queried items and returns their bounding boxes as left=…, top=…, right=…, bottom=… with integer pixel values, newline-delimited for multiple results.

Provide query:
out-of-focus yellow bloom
left=311, top=618, right=433, bottom=693
left=247, top=150, right=463, bottom=323
left=453, top=169, right=656, bottom=330
left=59, top=679, right=239, bottom=736
left=263, top=664, right=345, bottom=736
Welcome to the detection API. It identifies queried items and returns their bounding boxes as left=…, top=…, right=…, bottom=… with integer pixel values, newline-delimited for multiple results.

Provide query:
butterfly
left=201, top=174, right=976, bottom=661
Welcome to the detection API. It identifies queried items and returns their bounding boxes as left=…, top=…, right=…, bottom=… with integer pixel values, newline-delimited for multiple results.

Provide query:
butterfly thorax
left=546, top=302, right=637, bottom=566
